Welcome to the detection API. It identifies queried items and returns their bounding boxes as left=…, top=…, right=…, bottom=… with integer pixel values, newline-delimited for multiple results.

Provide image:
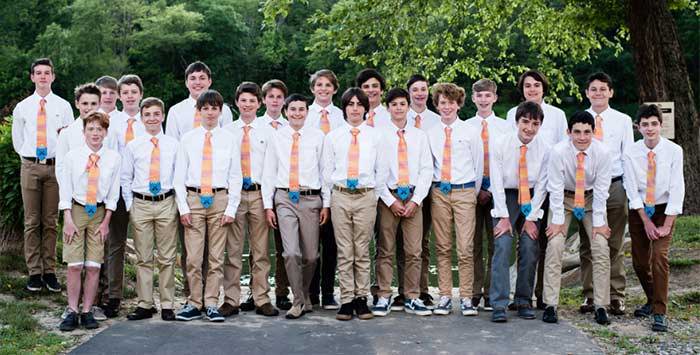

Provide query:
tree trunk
left=0, top=224, right=23, bottom=256
left=627, top=0, right=700, bottom=214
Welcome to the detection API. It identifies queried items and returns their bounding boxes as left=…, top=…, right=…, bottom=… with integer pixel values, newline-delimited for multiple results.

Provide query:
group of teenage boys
left=11, top=57, right=684, bottom=334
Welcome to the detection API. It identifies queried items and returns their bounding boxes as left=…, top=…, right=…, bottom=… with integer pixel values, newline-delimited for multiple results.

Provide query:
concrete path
left=71, top=309, right=602, bottom=354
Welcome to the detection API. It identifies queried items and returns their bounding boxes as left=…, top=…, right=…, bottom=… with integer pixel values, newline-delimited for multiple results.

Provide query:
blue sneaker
left=371, top=297, right=391, bottom=317
left=460, top=298, right=478, bottom=316
left=205, top=306, right=225, bottom=322
left=404, top=298, right=432, bottom=316
left=176, top=304, right=202, bottom=321
left=433, top=296, right=452, bottom=315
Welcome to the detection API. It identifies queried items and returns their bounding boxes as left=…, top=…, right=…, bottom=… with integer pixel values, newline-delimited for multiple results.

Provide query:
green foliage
left=672, top=216, right=700, bottom=247
left=668, top=258, right=700, bottom=267
left=0, top=119, right=23, bottom=236
left=0, top=300, right=71, bottom=354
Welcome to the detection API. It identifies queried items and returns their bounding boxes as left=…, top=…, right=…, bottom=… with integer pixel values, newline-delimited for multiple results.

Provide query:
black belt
left=133, top=190, right=174, bottom=202
left=277, top=188, right=321, bottom=196
left=242, top=183, right=262, bottom=192
left=390, top=186, right=415, bottom=194
left=23, top=156, right=55, bottom=165
left=611, top=176, right=622, bottom=184
left=72, top=199, right=104, bottom=208
left=186, top=186, right=227, bottom=194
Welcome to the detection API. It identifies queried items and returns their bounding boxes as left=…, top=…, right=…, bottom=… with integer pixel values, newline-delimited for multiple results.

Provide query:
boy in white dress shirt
left=356, top=68, right=390, bottom=128
left=96, top=75, right=127, bottom=125
left=261, top=79, right=289, bottom=129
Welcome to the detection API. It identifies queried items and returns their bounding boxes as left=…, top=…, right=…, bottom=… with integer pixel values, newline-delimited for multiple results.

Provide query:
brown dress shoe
left=255, top=303, right=280, bottom=317
left=579, top=298, right=595, bottom=313
left=218, top=303, right=240, bottom=317
left=609, top=299, right=626, bottom=315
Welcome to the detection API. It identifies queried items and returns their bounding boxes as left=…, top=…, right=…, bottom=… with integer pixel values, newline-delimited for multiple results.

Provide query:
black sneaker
left=390, top=294, right=405, bottom=311
left=102, top=298, right=121, bottom=318
left=276, top=295, right=293, bottom=311
left=354, top=297, right=373, bottom=320
left=322, top=294, right=340, bottom=310
left=634, top=303, right=652, bottom=318
left=483, top=297, right=493, bottom=311
left=161, top=309, right=175, bottom=321
left=42, top=274, right=61, bottom=293
left=127, top=307, right=154, bottom=321
left=26, top=274, right=43, bottom=292
left=240, top=295, right=256, bottom=312
left=543, top=306, right=558, bottom=323
left=595, top=307, right=610, bottom=325
left=651, top=314, right=668, bottom=332
left=471, top=296, right=481, bottom=309
left=419, top=293, right=435, bottom=310
left=579, top=297, right=595, bottom=314
left=336, top=302, right=354, bottom=321
left=80, top=312, right=99, bottom=329
left=59, top=311, right=79, bottom=331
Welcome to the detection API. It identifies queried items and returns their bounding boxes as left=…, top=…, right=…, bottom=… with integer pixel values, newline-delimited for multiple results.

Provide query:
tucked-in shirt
left=586, top=106, right=634, bottom=178
left=262, top=125, right=329, bottom=209
left=56, top=117, right=117, bottom=189
left=305, top=102, right=345, bottom=133
left=224, top=117, right=273, bottom=185
left=110, top=112, right=145, bottom=153
left=12, top=91, right=74, bottom=158
left=173, top=127, right=242, bottom=217
left=261, top=112, right=288, bottom=130
left=322, top=122, right=389, bottom=200
left=407, top=107, right=441, bottom=132
left=58, top=144, right=121, bottom=211
left=165, top=96, right=234, bottom=141
left=547, top=140, right=611, bottom=227
left=507, top=101, right=568, bottom=147
left=370, top=104, right=392, bottom=128
left=623, top=138, right=684, bottom=215
left=120, top=132, right=179, bottom=211
left=465, top=113, right=513, bottom=187
left=490, top=132, right=549, bottom=221
left=377, top=122, right=433, bottom=207
left=426, top=119, right=484, bottom=192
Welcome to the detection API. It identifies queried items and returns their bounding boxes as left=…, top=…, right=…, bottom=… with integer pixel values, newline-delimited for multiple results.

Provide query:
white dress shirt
left=110, top=112, right=145, bottom=153
left=370, top=104, right=392, bottom=128
left=165, top=96, right=234, bottom=141
left=547, top=139, right=611, bottom=227
left=586, top=106, right=634, bottom=178
left=426, top=119, right=484, bottom=192
left=12, top=91, right=74, bottom=158
left=507, top=101, right=568, bottom=147
left=305, top=102, right=345, bottom=133
left=322, top=122, right=389, bottom=199
left=120, top=132, right=179, bottom=211
left=261, top=112, right=289, bottom=130
left=377, top=122, right=433, bottom=207
left=465, top=113, right=513, bottom=187
left=58, top=144, right=121, bottom=211
left=490, top=132, right=549, bottom=221
left=407, top=107, right=441, bottom=132
left=99, top=108, right=129, bottom=126
left=56, top=117, right=117, bottom=189
left=173, top=127, right=242, bottom=217
left=224, top=117, right=273, bottom=185
left=623, top=138, right=684, bottom=215
left=262, top=125, right=329, bottom=209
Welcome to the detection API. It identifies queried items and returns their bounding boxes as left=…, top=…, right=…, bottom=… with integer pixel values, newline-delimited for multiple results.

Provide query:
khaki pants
left=20, top=160, right=59, bottom=275
left=130, top=195, right=178, bottom=310
left=395, top=193, right=432, bottom=295
left=224, top=190, right=271, bottom=306
left=472, top=198, right=494, bottom=299
left=62, top=204, right=105, bottom=265
left=543, top=193, right=610, bottom=307
left=431, top=187, right=477, bottom=298
left=184, top=190, right=229, bottom=309
left=275, top=191, right=321, bottom=307
left=377, top=196, right=423, bottom=299
left=331, top=189, right=377, bottom=304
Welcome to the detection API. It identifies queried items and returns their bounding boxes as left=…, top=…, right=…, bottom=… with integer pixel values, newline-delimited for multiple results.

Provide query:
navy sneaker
left=390, top=294, right=405, bottom=311
left=59, top=310, right=79, bottom=332
left=433, top=296, right=452, bottom=315
left=322, top=294, right=340, bottom=310
left=460, top=298, right=478, bottom=316
left=404, top=298, right=432, bottom=316
left=26, top=274, right=43, bottom=292
left=205, top=306, right=225, bottom=322
left=651, top=314, right=668, bottom=332
left=176, top=304, right=203, bottom=321
left=517, top=304, right=536, bottom=319
left=371, top=297, right=391, bottom=317
left=634, top=303, right=652, bottom=318
left=491, top=308, right=507, bottom=322
left=42, top=273, right=61, bottom=293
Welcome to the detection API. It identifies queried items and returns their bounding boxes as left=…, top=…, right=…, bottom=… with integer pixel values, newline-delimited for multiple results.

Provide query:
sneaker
left=579, top=297, right=595, bottom=314
left=255, top=303, right=280, bottom=317
left=322, top=295, right=340, bottom=310
left=161, top=309, right=175, bottom=321
left=26, top=274, right=43, bottom=292
left=80, top=312, right=99, bottom=329
left=102, top=298, right=121, bottom=318
left=218, top=302, right=240, bottom=317
left=240, top=295, right=256, bottom=312
left=371, top=297, right=391, bottom=317
left=517, top=304, right=536, bottom=320
left=471, top=296, right=481, bottom=309
left=507, top=302, right=517, bottom=311
left=285, top=304, right=304, bottom=319
left=536, top=298, right=547, bottom=310
left=491, top=308, right=507, bottom=322
left=336, top=302, right=354, bottom=321
left=354, top=297, right=373, bottom=320
left=542, top=306, right=558, bottom=323
left=651, top=314, right=668, bottom=332
left=404, top=298, right=432, bottom=316
left=276, top=295, right=292, bottom=311
left=59, top=310, right=79, bottom=332
left=205, top=306, right=225, bottom=322
left=176, top=304, right=203, bottom=321
left=390, top=294, right=405, bottom=311
left=92, top=306, right=107, bottom=321
left=60, top=306, right=71, bottom=320
left=433, top=296, right=452, bottom=315
left=634, top=303, right=652, bottom=318
left=609, top=299, right=626, bottom=316
left=460, top=298, right=478, bottom=316
left=42, top=273, right=61, bottom=293
left=127, top=307, right=154, bottom=321
left=483, top=298, right=493, bottom=311
left=419, top=293, right=435, bottom=310
left=595, top=307, right=610, bottom=325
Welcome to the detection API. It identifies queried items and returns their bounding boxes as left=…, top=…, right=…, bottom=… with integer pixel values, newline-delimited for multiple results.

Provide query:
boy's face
left=388, top=97, right=409, bottom=122
left=236, top=92, right=261, bottom=117
left=186, top=71, right=212, bottom=99
left=99, top=86, right=118, bottom=111
left=30, top=65, right=55, bottom=91
left=585, top=79, right=613, bottom=108
left=198, top=103, right=221, bottom=129
left=84, top=121, right=106, bottom=147
left=312, top=76, right=337, bottom=103
left=409, top=81, right=429, bottom=108
left=76, top=94, right=100, bottom=118
left=437, top=96, right=460, bottom=119
left=284, top=101, right=308, bottom=129
left=522, top=76, right=544, bottom=103
left=568, top=122, right=594, bottom=151
left=516, top=116, right=542, bottom=144
left=471, top=90, right=497, bottom=113
left=119, top=84, right=143, bottom=112
left=638, top=116, right=662, bottom=141
left=345, top=96, right=366, bottom=126
left=263, top=88, right=285, bottom=115
left=360, top=77, right=383, bottom=107
left=141, top=106, right=164, bottom=131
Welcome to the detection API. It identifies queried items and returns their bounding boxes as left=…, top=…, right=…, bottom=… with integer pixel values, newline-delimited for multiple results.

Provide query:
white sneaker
left=92, top=306, right=107, bottom=321
left=460, top=298, right=478, bottom=316
left=371, top=297, right=391, bottom=316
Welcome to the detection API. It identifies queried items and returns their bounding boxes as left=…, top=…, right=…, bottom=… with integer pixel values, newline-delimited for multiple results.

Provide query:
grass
left=0, top=254, right=27, bottom=274
left=0, top=300, right=72, bottom=354
left=0, top=273, right=66, bottom=305
left=589, top=327, right=641, bottom=353
left=668, top=291, right=700, bottom=320
left=672, top=216, right=700, bottom=247
left=668, top=258, right=700, bottom=268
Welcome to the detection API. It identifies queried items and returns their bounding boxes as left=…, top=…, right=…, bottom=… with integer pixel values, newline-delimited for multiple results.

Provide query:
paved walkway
left=71, top=308, right=602, bottom=354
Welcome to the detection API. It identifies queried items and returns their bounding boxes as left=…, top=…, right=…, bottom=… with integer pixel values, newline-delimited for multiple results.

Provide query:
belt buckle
left=38, top=158, right=47, bottom=165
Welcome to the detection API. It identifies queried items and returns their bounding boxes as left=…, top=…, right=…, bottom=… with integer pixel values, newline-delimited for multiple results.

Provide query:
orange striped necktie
left=573, top=151, right=586, bottom=220
left=396, top=129, right=411, bottom=201
left=594, top=114, right=603, bottom=141
left=148, top=137, right=161, bottom=195
left=414, top=114, right=422, bottom=129
left=241, top=125, right=253, bottom=189
left=518, top=145, right=532, bottom=216
left=320, top=109, right=331, bottom=134
left=200, top=131, right=214, bottom=208
left=36, top=98, right=48, bottom=160
left=347, top=128, right=360, bottom=189
left=366, top=110, right=375, bottom=127
left=85, top=153, right=100, bottom=218
left=439, top=126, right=452, bottom=194
left=270, top=120, right=280, bottom=130
left=193, top=109, right=202, bottom=128
left=125, top=117, right=136, bottom=144
left=644, top=151, right=656, bottom=217
left=481, top=119, right=490, bottom=189
left=288, top=132, right=301, bottom=203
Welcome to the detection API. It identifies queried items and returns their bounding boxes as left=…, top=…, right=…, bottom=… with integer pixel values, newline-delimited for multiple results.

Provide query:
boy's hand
left=522, top=220, right=539, bottom=240
left=657, top=225, right=672, bottom=238
left=402, top=202, right=419, bottom=218
left=96, top=221, right=110, bottom=243
left=389, top=201, right=405, bottom=217
left=180, top=213, right=192, bottom=228
left=63, top=221, right=77, bottom=244
left=546, top=223, right=565, bottom=239
left=592, top=225, right=611, bottom=240
left=493, top=218, right=511, bottom=238
left=220, top=215, right=234, bottom=226
left=319, top=208, right=330, bottom=226
left=266, top=209, right=278, bottom=229
left=477, top=190, right=491, bottom=205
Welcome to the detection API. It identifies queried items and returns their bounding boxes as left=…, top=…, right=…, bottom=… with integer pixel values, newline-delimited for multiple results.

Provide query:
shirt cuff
left=551, top=211, right=565, bottom=225
left=490, top=208, right=509, bottom=219
left=526, top=208, right=544, bottom=221
left=593, top=214, right=605, bottom=228
left=224, top=206, right=237, bottom=218
left=628, top=198, right=644, bottom=211
left=177, top=204, right=191, bottom=215
left=381, top=194, right=397, bottom=208
left=58, top=201, right=72, bottom=210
